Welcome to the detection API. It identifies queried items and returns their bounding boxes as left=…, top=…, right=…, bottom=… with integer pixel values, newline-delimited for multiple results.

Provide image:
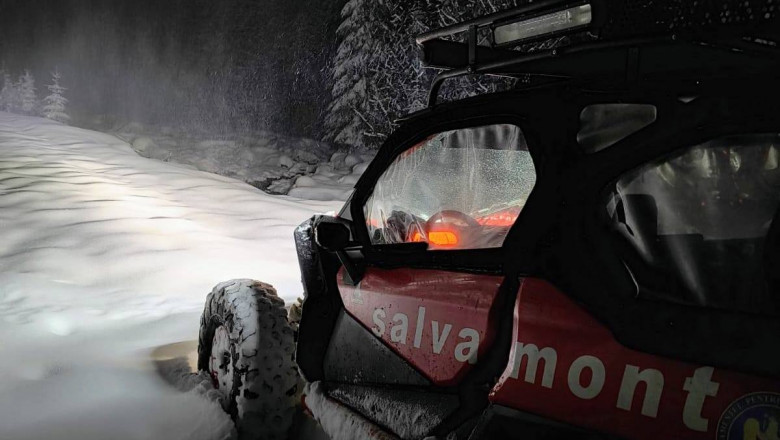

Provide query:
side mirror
left=314, top=216, right=364, bottom=285
left=314, top=217, right=352, bottom=251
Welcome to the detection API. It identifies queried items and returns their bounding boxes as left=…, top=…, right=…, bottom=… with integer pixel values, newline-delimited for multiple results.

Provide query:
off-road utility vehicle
left=198, top=1, right=780, bottom=438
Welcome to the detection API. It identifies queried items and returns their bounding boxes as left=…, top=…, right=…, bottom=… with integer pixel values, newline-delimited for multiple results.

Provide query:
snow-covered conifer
left=0, top=72, right=14, bottom=112
left=324, top=0, right=520, bottom=150
left=19, top=70, right=38, bottom=115
left=367, top=0, right=438, bottom=137
left=42, top=70, right=70, bottom=123
left=323, top=0, right=377, bottom=148
left=11, top=77, right=24, bottom=113
left=325, top=0, right=441, bottom=149
left=434, top=0, right=517, bottom=103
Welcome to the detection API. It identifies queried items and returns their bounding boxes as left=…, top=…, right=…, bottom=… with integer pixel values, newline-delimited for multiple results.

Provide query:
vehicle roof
left=416, top=0, right=780, bottom=106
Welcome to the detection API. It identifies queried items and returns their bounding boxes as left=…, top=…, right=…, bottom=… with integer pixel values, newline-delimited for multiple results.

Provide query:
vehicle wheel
left=198, top=279, right=299, bottom=440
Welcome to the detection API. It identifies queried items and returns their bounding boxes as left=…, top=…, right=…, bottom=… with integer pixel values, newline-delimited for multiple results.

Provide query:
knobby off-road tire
left=198, top=279, right=299, bottom=440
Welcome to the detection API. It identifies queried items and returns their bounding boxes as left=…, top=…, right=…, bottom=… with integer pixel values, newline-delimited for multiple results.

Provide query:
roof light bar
left=493, top=3, right=593, bottom=46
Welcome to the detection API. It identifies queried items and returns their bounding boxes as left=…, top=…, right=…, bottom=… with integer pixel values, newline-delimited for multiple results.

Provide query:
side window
left=605, top=133, right=780, bottom=315
left=364, top=124, right=536, bottom=250
left=578, top=103, right=657, bottom=153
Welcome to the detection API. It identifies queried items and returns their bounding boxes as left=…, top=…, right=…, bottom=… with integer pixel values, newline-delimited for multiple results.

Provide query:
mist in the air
left=0, top=0, right=344, bottom=137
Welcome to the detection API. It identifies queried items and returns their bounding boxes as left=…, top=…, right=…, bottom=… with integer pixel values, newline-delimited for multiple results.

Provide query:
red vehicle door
left=339, top=122, right=537, bottom=385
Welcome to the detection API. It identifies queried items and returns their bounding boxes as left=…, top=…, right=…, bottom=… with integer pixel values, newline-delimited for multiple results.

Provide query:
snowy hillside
left=0, top=112, right=341, bottom=439
left=101, top=121, right=373, bottom=201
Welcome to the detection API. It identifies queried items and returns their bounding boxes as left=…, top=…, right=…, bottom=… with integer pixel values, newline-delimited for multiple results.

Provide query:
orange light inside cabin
left=411, top=230, right=458, bottom=246
left=476, top=209, right=521, bottom=227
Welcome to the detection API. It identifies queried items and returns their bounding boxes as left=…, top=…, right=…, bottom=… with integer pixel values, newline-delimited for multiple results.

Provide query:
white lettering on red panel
left=337, top=267, right=503, bottom=386
left=490, top=278, right=780, bottom=440
left=370, top=305, right=480, bottom=363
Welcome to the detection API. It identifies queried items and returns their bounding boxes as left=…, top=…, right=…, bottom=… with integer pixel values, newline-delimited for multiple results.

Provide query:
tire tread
left=198, top=279, right=298, bottom=440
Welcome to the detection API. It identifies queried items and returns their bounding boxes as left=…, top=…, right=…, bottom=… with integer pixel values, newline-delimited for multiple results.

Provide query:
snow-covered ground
left=0, top=112, right=342, bottom=439
left=98, top=121, right=373, bottom=201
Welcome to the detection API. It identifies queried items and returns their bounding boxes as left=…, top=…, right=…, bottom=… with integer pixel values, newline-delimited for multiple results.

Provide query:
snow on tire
left=198, top=279, right=298, bottom=440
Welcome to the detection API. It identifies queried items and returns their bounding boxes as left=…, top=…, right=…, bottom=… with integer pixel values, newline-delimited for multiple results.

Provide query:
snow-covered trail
left=0, top=112, right=340, bottom=439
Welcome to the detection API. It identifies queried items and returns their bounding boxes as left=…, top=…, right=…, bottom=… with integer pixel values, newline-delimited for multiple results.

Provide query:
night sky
left=0, top=0, right=345, bottom=137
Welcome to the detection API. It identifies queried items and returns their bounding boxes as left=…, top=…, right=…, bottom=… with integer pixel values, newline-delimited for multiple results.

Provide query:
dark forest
left=0, top=0, right=344, bottom=137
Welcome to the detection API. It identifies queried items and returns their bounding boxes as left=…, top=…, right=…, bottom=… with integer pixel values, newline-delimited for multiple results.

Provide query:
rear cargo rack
left=417, top=0, right=780, bottom=106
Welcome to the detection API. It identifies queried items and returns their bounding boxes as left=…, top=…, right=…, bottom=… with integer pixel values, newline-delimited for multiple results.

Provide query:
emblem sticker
left=717, top=392, right=780, bottom=440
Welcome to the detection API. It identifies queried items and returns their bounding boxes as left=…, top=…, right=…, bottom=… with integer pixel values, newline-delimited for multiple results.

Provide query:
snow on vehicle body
left=201, top=1, right=780, bottom=439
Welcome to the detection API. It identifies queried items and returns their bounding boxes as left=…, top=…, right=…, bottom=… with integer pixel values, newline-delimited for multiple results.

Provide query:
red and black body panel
left=293, top=52, right=780, bottom=439
left=295, top=217, right=524, bottom=437
left=297, top=212, right=780, bottom=439
left=336, top=267, right=503, bottom=386
left=490, top=278, right=780, bottom=440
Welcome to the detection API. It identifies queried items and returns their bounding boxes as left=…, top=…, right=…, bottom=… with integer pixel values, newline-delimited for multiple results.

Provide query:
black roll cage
left=343, top=78, right=780, bottom=377
left=415, top=0, right=780, bottom=106
left=329, top=0, right=780, bottom=379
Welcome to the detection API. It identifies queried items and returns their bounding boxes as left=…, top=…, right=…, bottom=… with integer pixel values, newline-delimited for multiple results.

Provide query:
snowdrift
left=103, top=121, right=373, bottom=201
left=0, top=112, right=340, bottom=439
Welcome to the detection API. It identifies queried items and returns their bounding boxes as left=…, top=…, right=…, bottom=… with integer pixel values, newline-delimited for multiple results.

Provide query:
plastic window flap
left=610, top=133, right=780, bottom=314
left=365, top=124, right=536, bottom=250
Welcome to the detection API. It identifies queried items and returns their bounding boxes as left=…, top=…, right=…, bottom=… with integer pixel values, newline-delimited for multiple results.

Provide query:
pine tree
left=19, top=70, right=38, bottom=115
left=42, top=70, right=70, bottom=124
left=324, top=0, right=523, bottom=150
left=323, top=0, right=377, bottom=149
left=324, top=0, right=440, bottom=149
left=9, top=76, right=22, bottom=113
left=434, top=0, right=518, bottom=104
left=365, top=0, right=438, bottom=141
left=0, top=72, right=13, bottom=112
